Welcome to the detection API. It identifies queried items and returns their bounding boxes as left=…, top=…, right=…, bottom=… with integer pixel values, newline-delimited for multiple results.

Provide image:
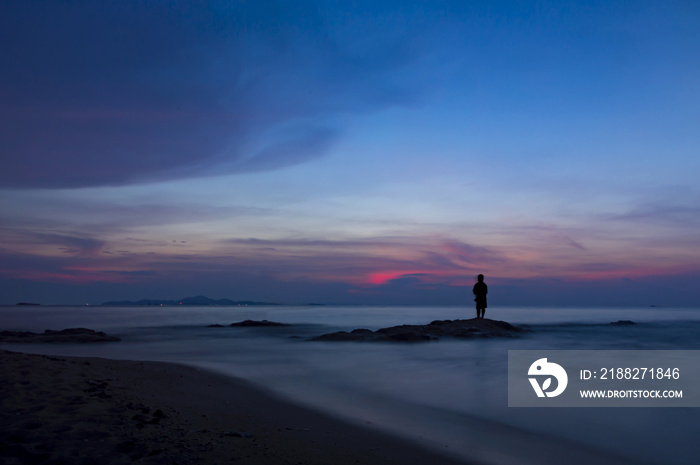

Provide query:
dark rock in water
left=229, top=320, right=289, bottom=327
left=207, top=320, right=290, bottom=328
left=609, top=320, right=636, bottom=326
left=312, top=328, right=387, bottom=342
left=0, top=328, right=121, bottom=343
left=312, top=318, right=524, bottom=342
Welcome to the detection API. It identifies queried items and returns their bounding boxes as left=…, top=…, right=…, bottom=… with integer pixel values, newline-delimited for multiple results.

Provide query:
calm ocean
left=2, top=305, right=699, bottom=464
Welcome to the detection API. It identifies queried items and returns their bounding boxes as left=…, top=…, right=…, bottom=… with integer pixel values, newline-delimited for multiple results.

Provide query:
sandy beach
left=0, top=349, right=469, bottom=465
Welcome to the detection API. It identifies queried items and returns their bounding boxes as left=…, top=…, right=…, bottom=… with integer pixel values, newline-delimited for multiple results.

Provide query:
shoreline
left=0, top=349, right=470, bottom=465
left=1, top=306, right=693, bottom=464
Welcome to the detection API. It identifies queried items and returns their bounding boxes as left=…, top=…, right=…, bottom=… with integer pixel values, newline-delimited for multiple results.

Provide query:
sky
left=1, top=0, right=699, bottom=306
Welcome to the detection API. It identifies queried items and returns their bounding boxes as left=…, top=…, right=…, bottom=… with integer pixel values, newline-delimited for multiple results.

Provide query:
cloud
left=210, top=125, right=339, bottom=175
left=101, top=270, right=157, bottom=277
left=3, top=228, right=700, bottom=305
left=39, top=233, right=103, bottom=254
left=3, top=231, right=105, bottom=257
left=609, top=204, right=700, bottom=228
left=0, top=232, right=498, bottom=291
left=0, top=1, right=431, bottom=189
left=440, top=240, right=505, bottom=265
left=221, top=236, right=503, bottom=286
left=0, top=197, right=270, bottom=237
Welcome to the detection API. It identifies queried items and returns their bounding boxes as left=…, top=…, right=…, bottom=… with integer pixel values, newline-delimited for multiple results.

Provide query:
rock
left=311, top=328, right=381, bottom=342
left=207, top=324, right=225, bottom=328
left=609, top=320, right=636, bottom=326
left=228, top=320, right=289, bottom=327
left=312, top=318, right=524, bottom=342
left=0, top=328, right=121, bottom=343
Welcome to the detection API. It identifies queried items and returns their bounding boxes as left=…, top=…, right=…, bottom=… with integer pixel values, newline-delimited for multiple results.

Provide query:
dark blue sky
left=2, top=1, right=699, bottom=305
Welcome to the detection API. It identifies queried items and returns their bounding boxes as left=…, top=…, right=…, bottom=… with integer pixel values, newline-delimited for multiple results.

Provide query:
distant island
left=101, top=295, right=279, bottom=307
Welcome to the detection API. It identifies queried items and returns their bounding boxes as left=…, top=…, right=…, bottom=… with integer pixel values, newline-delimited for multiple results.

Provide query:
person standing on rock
left=473, top=274, right=488, bottom=319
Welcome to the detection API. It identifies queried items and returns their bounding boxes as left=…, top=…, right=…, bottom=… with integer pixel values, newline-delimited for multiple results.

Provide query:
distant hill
left=101, top=295, right=279, bottom=306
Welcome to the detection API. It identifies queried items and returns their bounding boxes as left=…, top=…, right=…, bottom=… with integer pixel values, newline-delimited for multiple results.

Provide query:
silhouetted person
left=473, top=274, right=487, bottom=319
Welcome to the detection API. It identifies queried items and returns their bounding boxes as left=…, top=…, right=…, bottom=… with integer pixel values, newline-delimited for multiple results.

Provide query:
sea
left=2, top=305, right=699, bottom=465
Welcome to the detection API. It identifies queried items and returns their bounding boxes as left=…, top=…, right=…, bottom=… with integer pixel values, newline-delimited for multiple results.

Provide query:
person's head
left=477, top=274, right=484, bottom=282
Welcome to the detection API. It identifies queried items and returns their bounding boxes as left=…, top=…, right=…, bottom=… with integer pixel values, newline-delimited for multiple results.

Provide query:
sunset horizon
left=2, top=1, right=699, bottom=306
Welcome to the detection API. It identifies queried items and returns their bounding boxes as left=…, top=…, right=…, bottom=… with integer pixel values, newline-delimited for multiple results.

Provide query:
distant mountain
left=101, top=295, right=279, bottom=306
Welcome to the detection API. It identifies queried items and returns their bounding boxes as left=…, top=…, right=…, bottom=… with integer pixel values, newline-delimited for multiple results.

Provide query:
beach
left=0, top=349, right=468, bottom=465
left=3, top=305, right=699, bottom=464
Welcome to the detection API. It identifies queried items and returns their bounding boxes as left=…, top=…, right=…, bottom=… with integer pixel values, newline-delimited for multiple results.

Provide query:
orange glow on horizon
left=365, top=269, right=469, bottom=286
left=366, top=270, right=425, bottom=285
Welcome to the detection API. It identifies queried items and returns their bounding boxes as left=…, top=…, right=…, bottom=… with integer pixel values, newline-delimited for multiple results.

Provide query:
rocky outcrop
left=312, top=318, right=525, bottom=342
left=230, top=320, right=289, bottom=327
left=609, top=320, right=636, bottom=326
left=207, top=320, right=290, bottom=328
left=0, top=328, right=121, bottom=343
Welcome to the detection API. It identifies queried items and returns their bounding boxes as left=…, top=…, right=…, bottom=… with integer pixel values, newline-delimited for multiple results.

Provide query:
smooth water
left=2, top=305, right=699, bottom=464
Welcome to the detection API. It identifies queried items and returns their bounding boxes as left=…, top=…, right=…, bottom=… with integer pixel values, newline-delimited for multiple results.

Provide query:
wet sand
left=0, top=349, right=470, bottom=465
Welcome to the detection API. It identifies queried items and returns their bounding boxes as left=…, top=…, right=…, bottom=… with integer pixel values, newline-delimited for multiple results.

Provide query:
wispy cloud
left=0, top=1, right=434, bottom=189
left=609, top=204, right=700, bottom=229
left=0, top=229, right=105, bottom=257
